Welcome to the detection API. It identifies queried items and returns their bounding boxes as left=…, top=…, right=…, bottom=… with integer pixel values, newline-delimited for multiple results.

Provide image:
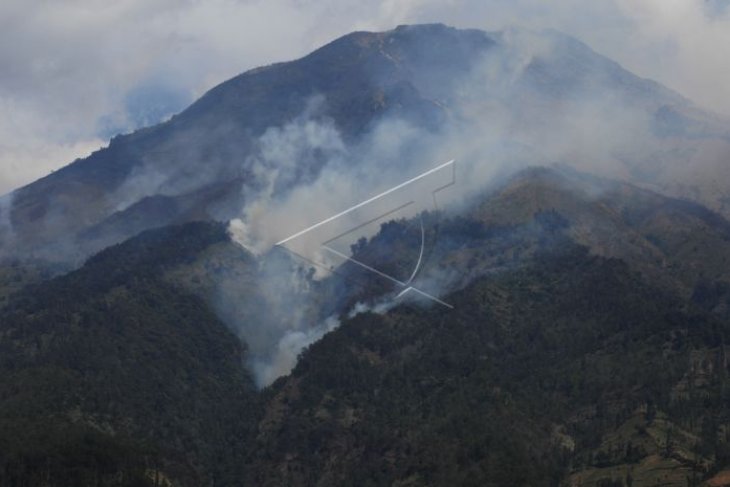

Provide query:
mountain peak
left=3, top=23, right=727, bottom=267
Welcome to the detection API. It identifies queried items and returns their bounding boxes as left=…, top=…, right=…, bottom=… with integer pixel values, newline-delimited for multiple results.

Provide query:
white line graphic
left=275, top=160, right=455, bottom=308
left=276, top=159, right=454, bottom=246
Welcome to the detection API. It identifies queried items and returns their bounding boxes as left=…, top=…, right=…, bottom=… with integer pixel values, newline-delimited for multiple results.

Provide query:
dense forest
left=2, top=170, right=730, bottom=486
left=0, top=223, right=259, bottom=486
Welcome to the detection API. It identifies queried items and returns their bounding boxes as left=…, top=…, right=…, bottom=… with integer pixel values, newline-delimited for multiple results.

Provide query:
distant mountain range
left=1, top=23, right=730, bottom=487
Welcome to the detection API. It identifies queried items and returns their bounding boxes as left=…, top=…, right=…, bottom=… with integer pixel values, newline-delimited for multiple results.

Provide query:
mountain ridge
left=4, top=23, right=727, bottom=267
left=2, top=23, right=730, bottom=486
left=2, top=164, right=730, bottom=485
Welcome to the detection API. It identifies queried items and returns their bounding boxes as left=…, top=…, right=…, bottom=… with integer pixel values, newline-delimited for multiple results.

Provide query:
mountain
left=3, top=23, right=730, bottom=487
left=2, top=24, right=729, bottom=267
left=2, top=24, right=491, bottom=263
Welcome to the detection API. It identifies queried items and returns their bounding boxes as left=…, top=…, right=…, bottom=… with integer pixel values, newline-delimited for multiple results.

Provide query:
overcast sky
left=1, top=0, right=728, bottom=194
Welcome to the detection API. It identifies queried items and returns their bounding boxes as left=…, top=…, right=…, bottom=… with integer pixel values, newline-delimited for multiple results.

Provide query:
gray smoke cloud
left=255, top=315, right=341, bottom=387
left=212, top=245, right=326, bottom=387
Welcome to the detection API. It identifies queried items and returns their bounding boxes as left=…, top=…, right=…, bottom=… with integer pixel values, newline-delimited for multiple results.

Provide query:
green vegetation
left=248, top=244, right=730, bottom=486
left=3, top=169, right=730, bottom=486
left=0, top=222, right=259, bottom=487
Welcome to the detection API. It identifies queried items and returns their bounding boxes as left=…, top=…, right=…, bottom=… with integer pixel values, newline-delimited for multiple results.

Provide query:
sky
left=1, top=0, right=729, bottom=194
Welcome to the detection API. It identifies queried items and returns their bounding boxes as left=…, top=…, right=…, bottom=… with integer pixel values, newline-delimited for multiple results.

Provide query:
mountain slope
left=470, top=168, right=730, bottom=307
left=246, top=243, right=730, bottom=487
left=334, top=167, right=730, bottom=323
left=2, top=22, right=730, bottom=487
left=237, top=167, right=730, bottom=485
left=4, top=23, right=728, bottom=267
left=2, top=167, right=730, bottom=485
left=0, top=222, right=259, bottom=487
left=1, top=24, right=494, bottom=262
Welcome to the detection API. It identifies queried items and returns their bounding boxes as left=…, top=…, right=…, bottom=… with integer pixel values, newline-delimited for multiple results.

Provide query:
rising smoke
left=216, top=25, right=730, bottom=386
left=4, top=23, right=730, bottom=387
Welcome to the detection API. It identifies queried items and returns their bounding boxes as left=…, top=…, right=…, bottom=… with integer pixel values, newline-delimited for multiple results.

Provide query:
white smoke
left=252, top=315, right=341, bottom=386
left=220, top=26, right=730, bottom=386
left=229, top=96, right=347, bottom=254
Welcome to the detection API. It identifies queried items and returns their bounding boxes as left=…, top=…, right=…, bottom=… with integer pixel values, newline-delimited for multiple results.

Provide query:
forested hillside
left=0, top=223, right=259, bottom=486
left=3, top=167, right=730, bottom=485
